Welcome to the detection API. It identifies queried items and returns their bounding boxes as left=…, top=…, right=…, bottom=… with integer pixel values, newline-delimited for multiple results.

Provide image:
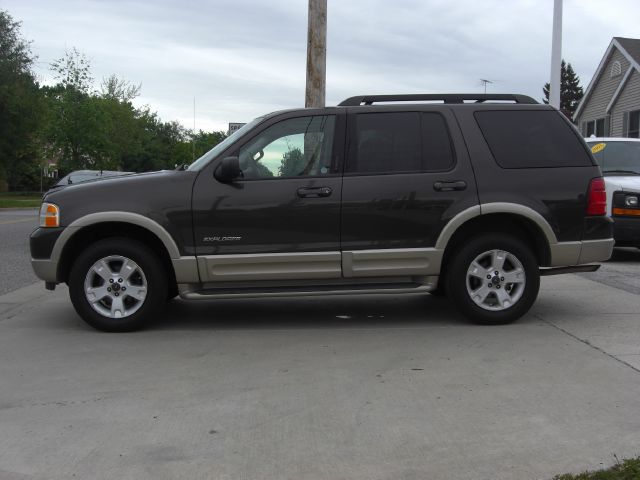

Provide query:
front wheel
left=68, top=238, right=168, bottom=332
left=446, top=234, right=540, bottom=325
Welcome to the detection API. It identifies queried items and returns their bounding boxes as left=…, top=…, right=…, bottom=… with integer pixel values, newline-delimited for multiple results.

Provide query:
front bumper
left=29, top=227, right=65, bottom=283
left=31, top=258, right=58, bottom=283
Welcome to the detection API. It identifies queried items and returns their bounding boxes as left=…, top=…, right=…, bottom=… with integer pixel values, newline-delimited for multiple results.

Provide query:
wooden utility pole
left=305, top=0, right=327, bottom=108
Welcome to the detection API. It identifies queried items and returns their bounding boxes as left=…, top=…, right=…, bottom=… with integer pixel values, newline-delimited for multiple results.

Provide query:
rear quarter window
left=475, top=110, right=593, bottom=168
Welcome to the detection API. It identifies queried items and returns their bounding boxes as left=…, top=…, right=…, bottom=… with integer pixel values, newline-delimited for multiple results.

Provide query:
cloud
left=4, top=0, right=639, bottom=131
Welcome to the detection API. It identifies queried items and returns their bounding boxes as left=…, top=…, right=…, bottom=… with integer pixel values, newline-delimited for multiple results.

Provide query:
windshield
left=187, top=117, right=264, bottom=171
left=587, top=141, right=640, bottom=175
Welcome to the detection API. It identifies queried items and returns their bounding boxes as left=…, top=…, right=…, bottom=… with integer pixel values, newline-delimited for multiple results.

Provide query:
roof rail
left=337, top=94, right=538, bottom=106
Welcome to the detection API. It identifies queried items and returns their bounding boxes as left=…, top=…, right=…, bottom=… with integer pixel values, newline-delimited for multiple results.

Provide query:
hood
left=603, top=175, right=640, bottom=193
left=42, top=169, right=198, bottom=227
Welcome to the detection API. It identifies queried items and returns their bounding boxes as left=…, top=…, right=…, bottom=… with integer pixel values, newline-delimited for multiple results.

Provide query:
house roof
left=615, top=37, right=640, bottom=66
left=574, top=37, right=640, bottom=119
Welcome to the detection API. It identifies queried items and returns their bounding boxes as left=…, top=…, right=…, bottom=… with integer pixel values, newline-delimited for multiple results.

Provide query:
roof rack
left=337, top=94, right=538, bottom=106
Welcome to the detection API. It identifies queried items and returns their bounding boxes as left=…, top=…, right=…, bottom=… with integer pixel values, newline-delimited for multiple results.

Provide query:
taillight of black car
left=586, top=177, right=607, bottom=216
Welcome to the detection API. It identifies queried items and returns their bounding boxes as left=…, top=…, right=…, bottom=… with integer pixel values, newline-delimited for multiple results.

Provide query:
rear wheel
left=69, top=238, right=167, bottom=332
left=446, top=234, right=540, bottom=325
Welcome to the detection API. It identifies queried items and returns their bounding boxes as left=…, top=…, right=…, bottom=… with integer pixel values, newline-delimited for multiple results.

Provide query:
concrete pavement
left=1, top=274, right=639, bottom=480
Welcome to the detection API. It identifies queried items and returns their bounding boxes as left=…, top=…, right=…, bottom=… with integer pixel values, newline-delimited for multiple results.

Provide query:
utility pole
left=549, top=0, right=563, bottom=109
left=305, top=0, right=327, bottom=108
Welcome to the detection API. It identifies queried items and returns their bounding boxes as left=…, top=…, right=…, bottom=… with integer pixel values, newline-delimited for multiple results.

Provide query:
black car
left=30, top=94, right=614, bottom=331
left=53, top=170, right=134, bottom=187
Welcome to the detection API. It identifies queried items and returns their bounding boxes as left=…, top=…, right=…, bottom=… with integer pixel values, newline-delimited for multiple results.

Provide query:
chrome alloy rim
left=84, top=255, right=148, bottom=318
left=465, top=249, right=526, bottom=311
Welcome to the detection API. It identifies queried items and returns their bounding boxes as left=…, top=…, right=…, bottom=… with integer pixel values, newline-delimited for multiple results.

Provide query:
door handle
left=433, top=180, right=467, bottom=192
left=297, top=186, right=333, bottom=198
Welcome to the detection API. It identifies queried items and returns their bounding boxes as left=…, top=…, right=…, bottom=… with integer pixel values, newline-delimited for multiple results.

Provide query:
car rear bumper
left=549, top=238, right=614, bottom=266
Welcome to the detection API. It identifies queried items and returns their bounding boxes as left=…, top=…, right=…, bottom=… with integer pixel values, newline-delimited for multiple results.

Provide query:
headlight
left=625, top=195, right=639, bottom=207
left=39, top=203, right=60, bottom=227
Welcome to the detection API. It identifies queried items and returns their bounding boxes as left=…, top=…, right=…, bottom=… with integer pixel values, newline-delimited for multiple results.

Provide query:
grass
left=0, top=193, right=42, bottom=208
left=553, top=457, right=640, bottom=480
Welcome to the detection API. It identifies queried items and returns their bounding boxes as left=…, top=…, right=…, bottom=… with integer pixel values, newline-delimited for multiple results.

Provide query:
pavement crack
left=539, top=315, right=640, bottom=375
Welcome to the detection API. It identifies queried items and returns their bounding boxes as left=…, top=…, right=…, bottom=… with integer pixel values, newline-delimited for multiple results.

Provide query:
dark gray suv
left=30, top=94, right=614, bottom=331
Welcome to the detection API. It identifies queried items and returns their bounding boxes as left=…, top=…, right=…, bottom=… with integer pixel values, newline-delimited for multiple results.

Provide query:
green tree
left=278, top=147, right=305, bottom=177
left=543, top=60, right=584, bottom=121
left=100, top=74, right=140, bottom=102
left=45, top=48, right=104, bottom=171
left=190, top=130, right=227, bottom=162
left=0, top=10, right=43, bottom=191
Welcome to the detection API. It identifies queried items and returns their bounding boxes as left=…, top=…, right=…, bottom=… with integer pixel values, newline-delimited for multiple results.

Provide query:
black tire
left=446, top=234, right=540, bottom=325
left=68, top=237, right=168, bottom=332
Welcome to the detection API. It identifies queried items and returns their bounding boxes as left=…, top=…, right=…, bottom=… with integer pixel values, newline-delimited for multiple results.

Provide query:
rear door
left=340, top=107, right=479, bottom=277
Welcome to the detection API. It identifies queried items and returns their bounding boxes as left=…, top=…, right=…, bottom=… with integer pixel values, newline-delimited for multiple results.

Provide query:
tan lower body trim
left=342, top=248, right=443, bottom=277
left=196, top=252, right=342, bottom=282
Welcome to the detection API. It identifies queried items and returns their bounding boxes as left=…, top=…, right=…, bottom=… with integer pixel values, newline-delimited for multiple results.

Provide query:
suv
left=585, top=137, right=640, bottom=248
left=30, top=94, right=614, bottom=332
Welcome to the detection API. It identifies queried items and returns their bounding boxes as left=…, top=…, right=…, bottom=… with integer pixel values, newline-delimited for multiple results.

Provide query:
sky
left=3, top=0, right=639, bottom=132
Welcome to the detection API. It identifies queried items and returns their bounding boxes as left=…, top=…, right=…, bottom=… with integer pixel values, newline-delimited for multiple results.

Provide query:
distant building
left=228, top=122, right=246, bottom=135
left=574, top=37, right=640, bottom=138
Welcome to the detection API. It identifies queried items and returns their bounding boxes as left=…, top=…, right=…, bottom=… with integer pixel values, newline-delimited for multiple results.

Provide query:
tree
left=279, top=147, right=305, bottom=177
left=543, top=60, right=584, bottom=121
left=0, top=10, right=43, bottom=191
left=101, top=74, right=140, bottom=103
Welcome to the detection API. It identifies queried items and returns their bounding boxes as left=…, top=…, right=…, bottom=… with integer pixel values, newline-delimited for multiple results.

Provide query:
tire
left=68, top=237, right=168, bottom=332
left=446, top=234, right=540, bottom=325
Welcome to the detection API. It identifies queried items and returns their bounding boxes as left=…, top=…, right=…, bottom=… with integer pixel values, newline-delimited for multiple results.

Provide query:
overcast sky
left=3, top=0, right=639, bottom=132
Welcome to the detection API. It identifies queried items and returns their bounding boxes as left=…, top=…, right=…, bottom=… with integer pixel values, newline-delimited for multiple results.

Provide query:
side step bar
left=180, top=282, right=434, bottom=300
left=539, top=264, right=600, bottom=276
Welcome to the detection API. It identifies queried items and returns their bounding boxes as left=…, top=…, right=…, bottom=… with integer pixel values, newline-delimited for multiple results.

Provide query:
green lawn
left=553, top=457, right=640, bottom=480
left=0, top=194, right=42, bottom=208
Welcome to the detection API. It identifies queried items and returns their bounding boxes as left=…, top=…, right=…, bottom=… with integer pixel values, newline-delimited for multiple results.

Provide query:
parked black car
left=53, top=170, right=134, bottom=187
left=30, top=94, right=614, bottom=331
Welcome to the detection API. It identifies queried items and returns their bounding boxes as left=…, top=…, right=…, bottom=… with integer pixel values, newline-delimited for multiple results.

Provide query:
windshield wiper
left=603, top=170, right=640, bottom=175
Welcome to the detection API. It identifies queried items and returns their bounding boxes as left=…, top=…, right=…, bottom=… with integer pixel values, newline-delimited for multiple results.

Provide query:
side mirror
left=215, top=156, right=242, bottom=183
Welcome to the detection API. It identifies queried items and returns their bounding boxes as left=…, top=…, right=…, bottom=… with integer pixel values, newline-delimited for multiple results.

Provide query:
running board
left=180, top=282, right=434, bottom=300
left=539, top=264, right=601, bottom=276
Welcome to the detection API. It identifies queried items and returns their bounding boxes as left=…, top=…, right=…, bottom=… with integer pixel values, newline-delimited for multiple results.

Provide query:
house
left=574, top=37, right=640, bottom=138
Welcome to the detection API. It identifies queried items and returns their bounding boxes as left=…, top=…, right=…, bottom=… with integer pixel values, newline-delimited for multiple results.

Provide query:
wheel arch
left=55, top=212, right=180, bottom=285
left=438, top=205, right=555, bottom=273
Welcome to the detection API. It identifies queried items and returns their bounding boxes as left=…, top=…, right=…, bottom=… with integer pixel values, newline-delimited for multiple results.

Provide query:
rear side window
left=347, top=112, right=455, bottom=174
left=475, top=110, right=592, bottom=168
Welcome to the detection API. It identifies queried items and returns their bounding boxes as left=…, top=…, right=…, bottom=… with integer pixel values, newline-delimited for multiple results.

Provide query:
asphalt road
left=0, top=208, right=38, bottom=295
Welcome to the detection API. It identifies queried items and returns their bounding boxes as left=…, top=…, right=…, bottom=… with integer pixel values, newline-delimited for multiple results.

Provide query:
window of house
left=585, top=118, right=607, bottom=137
left=629, top=111, right=640, bottom=138
left=346, top=112, right=455, bottom=174
left=610, top=61, right=622, bottom=78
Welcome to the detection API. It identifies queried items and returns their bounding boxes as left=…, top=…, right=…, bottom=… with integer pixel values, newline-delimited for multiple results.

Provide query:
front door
left=192, top=113, right=344, bottom=283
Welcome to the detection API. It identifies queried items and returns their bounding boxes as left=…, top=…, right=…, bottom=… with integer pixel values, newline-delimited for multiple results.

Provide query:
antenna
left=480, top=79, right=493, bottom=94
left=192, top=97, right=196, bottom=161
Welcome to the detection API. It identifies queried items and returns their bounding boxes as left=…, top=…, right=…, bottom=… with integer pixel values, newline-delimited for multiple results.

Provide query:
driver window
left=238, top=115, right=335, bottom=179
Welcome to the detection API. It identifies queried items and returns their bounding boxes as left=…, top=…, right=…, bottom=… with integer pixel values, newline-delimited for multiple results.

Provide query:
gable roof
left=615, top=37, right=640, bottom=65
left=574, top=37, right=640, bottom=120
